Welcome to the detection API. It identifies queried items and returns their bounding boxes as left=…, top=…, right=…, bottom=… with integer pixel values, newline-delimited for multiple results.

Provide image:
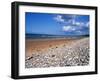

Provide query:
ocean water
left=26, top=34, right=89, bottom=39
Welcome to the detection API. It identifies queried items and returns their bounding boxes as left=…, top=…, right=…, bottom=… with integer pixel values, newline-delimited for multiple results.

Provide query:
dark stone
left=52, top=55, right=55, bottom=57
left=27, top=56, right=33, bottom=60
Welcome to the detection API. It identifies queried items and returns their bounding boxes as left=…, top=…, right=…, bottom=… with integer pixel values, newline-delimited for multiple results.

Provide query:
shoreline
left=26, top=36, right=88, bottom=41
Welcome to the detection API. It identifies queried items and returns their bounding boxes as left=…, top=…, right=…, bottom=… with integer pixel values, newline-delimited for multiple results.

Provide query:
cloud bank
left=54, top=14, right=89, bottom=35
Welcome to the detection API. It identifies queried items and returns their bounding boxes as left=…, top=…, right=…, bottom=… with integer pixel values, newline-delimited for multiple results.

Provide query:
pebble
left=25, top=38, right=89, bottom=68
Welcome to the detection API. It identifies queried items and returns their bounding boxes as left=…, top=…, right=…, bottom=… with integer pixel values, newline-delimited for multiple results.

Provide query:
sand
left=25, top=38, right=78, bottom=57
left=25, top=37, right=89, bottom=68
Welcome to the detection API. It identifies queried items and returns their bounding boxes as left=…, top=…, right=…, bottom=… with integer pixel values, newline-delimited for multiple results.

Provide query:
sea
left=26, top=34, right=89, bottom=39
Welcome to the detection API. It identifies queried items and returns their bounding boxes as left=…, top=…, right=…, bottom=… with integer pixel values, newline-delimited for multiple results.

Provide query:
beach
left=25, top=37, right=89, bottom=68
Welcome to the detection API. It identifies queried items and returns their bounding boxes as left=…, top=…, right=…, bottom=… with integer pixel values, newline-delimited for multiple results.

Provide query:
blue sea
left=26, top=34, right=89, bottom=39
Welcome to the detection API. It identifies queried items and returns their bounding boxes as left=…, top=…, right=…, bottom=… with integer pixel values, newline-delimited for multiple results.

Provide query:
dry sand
left=25, top=37, right=89, bottom=68
left=25, top=38, right=78, bottom=57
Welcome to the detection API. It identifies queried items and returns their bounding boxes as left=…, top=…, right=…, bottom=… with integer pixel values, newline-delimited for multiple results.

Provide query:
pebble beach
left=25, top=37, right=89, bottom=68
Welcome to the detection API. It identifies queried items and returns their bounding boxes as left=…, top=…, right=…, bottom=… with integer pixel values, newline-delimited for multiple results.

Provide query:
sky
left=25, top=12, right=89, bottom=36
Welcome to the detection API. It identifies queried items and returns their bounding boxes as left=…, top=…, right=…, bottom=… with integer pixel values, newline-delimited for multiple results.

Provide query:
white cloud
left=62, top=26, right=75, bottom=32
left=86, top=22, right=89, bottom=27
left=54, top=15, right=89, bottom=28
left=76, top=30, right=83, bottom=34
left=72, top=21, right=89, bottom=28
left=54, top=15, right=89, bottom=34
left=54, top=15, right=64, bottom=22
left=62, top=21, right=89, bottom=33
left=75, top=22, right=82, bottom=26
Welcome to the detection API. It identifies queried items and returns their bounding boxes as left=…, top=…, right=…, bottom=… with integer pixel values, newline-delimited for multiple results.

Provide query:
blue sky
left=25, top=12, right=89, bottom=36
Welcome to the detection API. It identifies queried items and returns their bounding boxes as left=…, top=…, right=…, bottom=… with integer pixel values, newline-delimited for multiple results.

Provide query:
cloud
left=86, top=22, right=89, bottom=27
left=62, top=15, right=76, bottom=21
left=54, top=15, right=64, bottom=22
left=62, top=26, right=76, bottom=32
left=72, top=21, right=89, bottom=29
left=54, top=15, right=89, bottom=28
left=54, top=14, right=89, bottom=35
left=62, top=26, right=86, bottom=34
left=76, top=30, right=83, bottom=34
left=62, top=23, right=89, bottom=33
left=54, top=14, right=77, bottom=24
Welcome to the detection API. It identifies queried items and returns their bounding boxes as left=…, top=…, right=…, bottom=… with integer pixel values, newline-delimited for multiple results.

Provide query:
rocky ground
left=25, top=37, right=89, bottom=68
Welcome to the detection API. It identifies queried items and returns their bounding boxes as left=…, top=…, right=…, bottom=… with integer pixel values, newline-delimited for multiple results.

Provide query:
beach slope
left=25, top=37, right=89, bottom=68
